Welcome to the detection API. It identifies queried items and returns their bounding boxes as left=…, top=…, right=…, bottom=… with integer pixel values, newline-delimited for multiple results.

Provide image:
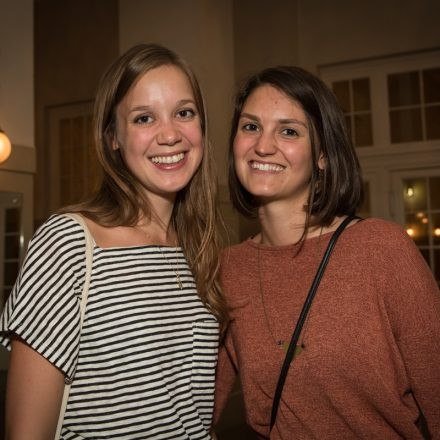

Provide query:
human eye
left=281, top=127, right=298, bottom=137
left=242, top=122, right=259, bottom=132
left=133, top=114, right=153, bottom=125
left=176, top=108, right=196, bottom=119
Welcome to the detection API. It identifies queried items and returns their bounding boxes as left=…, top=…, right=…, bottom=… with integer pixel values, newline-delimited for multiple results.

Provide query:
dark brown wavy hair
left=229, top=66, right=363, bottom=231
left=63, top=43, right=227, bottom=329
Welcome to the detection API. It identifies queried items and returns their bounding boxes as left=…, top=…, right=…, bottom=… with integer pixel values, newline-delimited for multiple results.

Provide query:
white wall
left=119, top=0, right=235, bottom=185
left=0, top=0, right=34, bottom=149
left=298, top=0, right=440, bottom=72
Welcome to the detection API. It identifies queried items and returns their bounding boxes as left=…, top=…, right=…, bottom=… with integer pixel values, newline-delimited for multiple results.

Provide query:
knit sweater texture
left=214, top=218, right=440, bottom=439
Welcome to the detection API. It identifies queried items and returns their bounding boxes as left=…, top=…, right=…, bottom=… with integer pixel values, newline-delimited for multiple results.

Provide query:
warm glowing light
left=406, top=186, right=414, bottom=197
left=406, top=228, right=415, bottom=236
left=0, top=130, right=12, bottom=163
left=422, top=217, right=428, bottom=224
left=434, top=228, right=440, bottom=237
left=416, top=212, right=425, bottom=219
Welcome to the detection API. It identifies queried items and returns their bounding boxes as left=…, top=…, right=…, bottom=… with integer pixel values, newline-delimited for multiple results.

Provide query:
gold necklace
left=157, top=245, right=183, bottom=290
left=256, top=229, right=322, bottom=352
left=257, top=249, right=288, bottom=350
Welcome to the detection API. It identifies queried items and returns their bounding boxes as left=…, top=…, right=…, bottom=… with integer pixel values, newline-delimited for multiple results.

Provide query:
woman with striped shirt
left=1, top=44, right=226, bottom=439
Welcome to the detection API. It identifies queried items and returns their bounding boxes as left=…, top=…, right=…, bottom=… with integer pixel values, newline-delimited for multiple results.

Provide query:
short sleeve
left=0, top=214, right=88, bottom=379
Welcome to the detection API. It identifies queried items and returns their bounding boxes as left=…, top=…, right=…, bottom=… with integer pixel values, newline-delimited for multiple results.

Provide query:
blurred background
left=0, top=0, right=439, bottom=437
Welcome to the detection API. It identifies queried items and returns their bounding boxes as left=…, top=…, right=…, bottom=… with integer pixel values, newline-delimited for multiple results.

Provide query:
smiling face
left=233, top=84, right=323, bottom=208
left=113, top=64, right=203, bottom=202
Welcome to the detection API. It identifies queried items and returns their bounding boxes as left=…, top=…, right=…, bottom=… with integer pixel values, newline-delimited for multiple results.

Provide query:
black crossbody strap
left=270, top=215, right=358, bottom=431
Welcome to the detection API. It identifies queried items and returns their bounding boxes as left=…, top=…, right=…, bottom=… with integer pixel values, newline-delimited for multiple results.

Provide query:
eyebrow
left=240, top=112, right=307, bottom=128
left=129, top=99, right=196, bottom=114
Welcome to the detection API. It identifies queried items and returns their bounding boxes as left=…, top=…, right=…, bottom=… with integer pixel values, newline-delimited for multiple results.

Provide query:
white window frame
left=318, top=49, right=440, bottom=222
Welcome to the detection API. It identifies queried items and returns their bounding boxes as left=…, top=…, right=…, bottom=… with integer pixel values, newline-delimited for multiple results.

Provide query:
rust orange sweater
left=215, top=218, right=440, bottom=439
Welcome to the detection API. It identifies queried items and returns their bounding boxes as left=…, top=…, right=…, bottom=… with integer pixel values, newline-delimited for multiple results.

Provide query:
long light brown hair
left=63, top=43, right=227, bottom=329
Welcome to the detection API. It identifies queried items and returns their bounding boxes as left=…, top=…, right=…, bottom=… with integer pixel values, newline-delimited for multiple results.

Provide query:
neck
left=256, top=202, right=347, bottom=246
left=137, top=193, right=177, bottom=245
left=257, top=200, right=308, bottom=246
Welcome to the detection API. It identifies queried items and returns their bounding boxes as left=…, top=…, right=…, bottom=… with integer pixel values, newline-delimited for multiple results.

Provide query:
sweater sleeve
left=214, top=329, right=238, bottom=424
left=379, top=223, right=440, bottom=438
left=0, top=214, right=87, bottom=380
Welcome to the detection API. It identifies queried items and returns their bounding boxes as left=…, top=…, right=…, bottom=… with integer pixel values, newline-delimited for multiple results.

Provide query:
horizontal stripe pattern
left=1, top=214, right=218, bottom=439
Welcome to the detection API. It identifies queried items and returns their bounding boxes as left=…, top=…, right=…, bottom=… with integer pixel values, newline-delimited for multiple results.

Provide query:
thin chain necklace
left=257, top=249, right=288, bottom=350
left=134, top=223, right=183, bottom=290
left=157, top=244, right=183, bottom=290
left=256, top=228, right=323, bottom=352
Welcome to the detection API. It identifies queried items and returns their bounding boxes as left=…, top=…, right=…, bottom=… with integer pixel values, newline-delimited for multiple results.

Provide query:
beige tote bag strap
left=55, top=213, right=94, bottom=439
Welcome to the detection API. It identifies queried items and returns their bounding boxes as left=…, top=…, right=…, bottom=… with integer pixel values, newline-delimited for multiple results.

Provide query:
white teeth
left=151, top=153, right=185, bottom=164
left=251, top=161, right=284, bottom=172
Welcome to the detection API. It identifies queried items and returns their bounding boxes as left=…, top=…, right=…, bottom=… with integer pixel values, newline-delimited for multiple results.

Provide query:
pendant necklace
left=257, top=248, right=291, bottom=351
left=256, top=230, right=322, bottom=353
left=157, top=244, right=183, bottom=290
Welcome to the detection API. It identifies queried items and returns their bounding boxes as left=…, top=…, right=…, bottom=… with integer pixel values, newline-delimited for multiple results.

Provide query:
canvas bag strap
left=270, top=215, right=358, bottom=431
left=55, top=213, right=94, bottom=439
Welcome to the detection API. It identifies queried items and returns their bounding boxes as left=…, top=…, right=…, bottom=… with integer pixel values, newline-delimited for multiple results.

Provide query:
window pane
left=354, top=114, right=373, bottom=146
left=353, top=78, right=371, bottom=111
left=403, top=178, right=427, bottom=212
left=425, top=105, right=440, bottom=140
left=419, top=248, right=430, bottom=267
left=423, top=68, right=440, bottom=103
left=5, top=207, right=20, bottom=233
left=388, top=71, right=420, bottom=107
left=405, top=213, right=429, bottom=246
left=435, top=249, right=440, bottom=285
left=5, top=235, right=20, bottom=259
left=429, top=176, right=440, bottom=209
left=389, top=108, right=423, bottom=143
left=4, top=262, right=19, bottom=286
left=333, top=81, right=350, bottom=112
left=432, top=212, right=440, bottom=245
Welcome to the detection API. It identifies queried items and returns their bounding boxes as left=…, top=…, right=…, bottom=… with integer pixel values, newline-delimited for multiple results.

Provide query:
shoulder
left=350, top=217, right=436, bottom=286
left=33, top=213, right=85, bottom=241
left=347, top=217, right=413, bottom=251
left=25, top=214, right=87, bottom=266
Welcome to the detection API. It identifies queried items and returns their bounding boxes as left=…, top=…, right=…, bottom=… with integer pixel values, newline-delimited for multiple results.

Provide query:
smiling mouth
left=150, top=152, right=185, bottom=164
left=250, top=160, right=285, bottom=172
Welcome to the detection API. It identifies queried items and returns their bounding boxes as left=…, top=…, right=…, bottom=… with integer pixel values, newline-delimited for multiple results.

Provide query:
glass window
left=388, top=71, right=420, bottom=106
left=389, top=108, right=423, bottom=143
left=333, top=80, right=350, bottom=112
left=2, top=203, right=22, bottom=305
left=403, top=176, right=440, bottom=285
left=423, top=68, right=440, bottom=103
left=426, top=105, right=440, bottom=140
left=332, top=77, right=373, bottom=147
left=388, top=68, right=440, bottom=143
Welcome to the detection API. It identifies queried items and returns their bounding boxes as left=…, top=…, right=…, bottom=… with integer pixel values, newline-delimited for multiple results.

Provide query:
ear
left=111, top=134, right=120, bottom=151
left=318, top=153, right=326, bottom=171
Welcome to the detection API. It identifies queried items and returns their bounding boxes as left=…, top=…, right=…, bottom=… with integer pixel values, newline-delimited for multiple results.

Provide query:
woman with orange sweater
left=215, top=66, right=440, bottom=439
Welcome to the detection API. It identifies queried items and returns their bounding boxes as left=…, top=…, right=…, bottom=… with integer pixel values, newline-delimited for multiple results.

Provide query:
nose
left=156, top=120, right=182, bottom=146
left=254, top=132, right=277, bottom=156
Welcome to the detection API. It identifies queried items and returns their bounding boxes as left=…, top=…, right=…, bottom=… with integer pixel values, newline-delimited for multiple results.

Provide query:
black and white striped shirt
left=1, top=214, right=218, bottom=439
